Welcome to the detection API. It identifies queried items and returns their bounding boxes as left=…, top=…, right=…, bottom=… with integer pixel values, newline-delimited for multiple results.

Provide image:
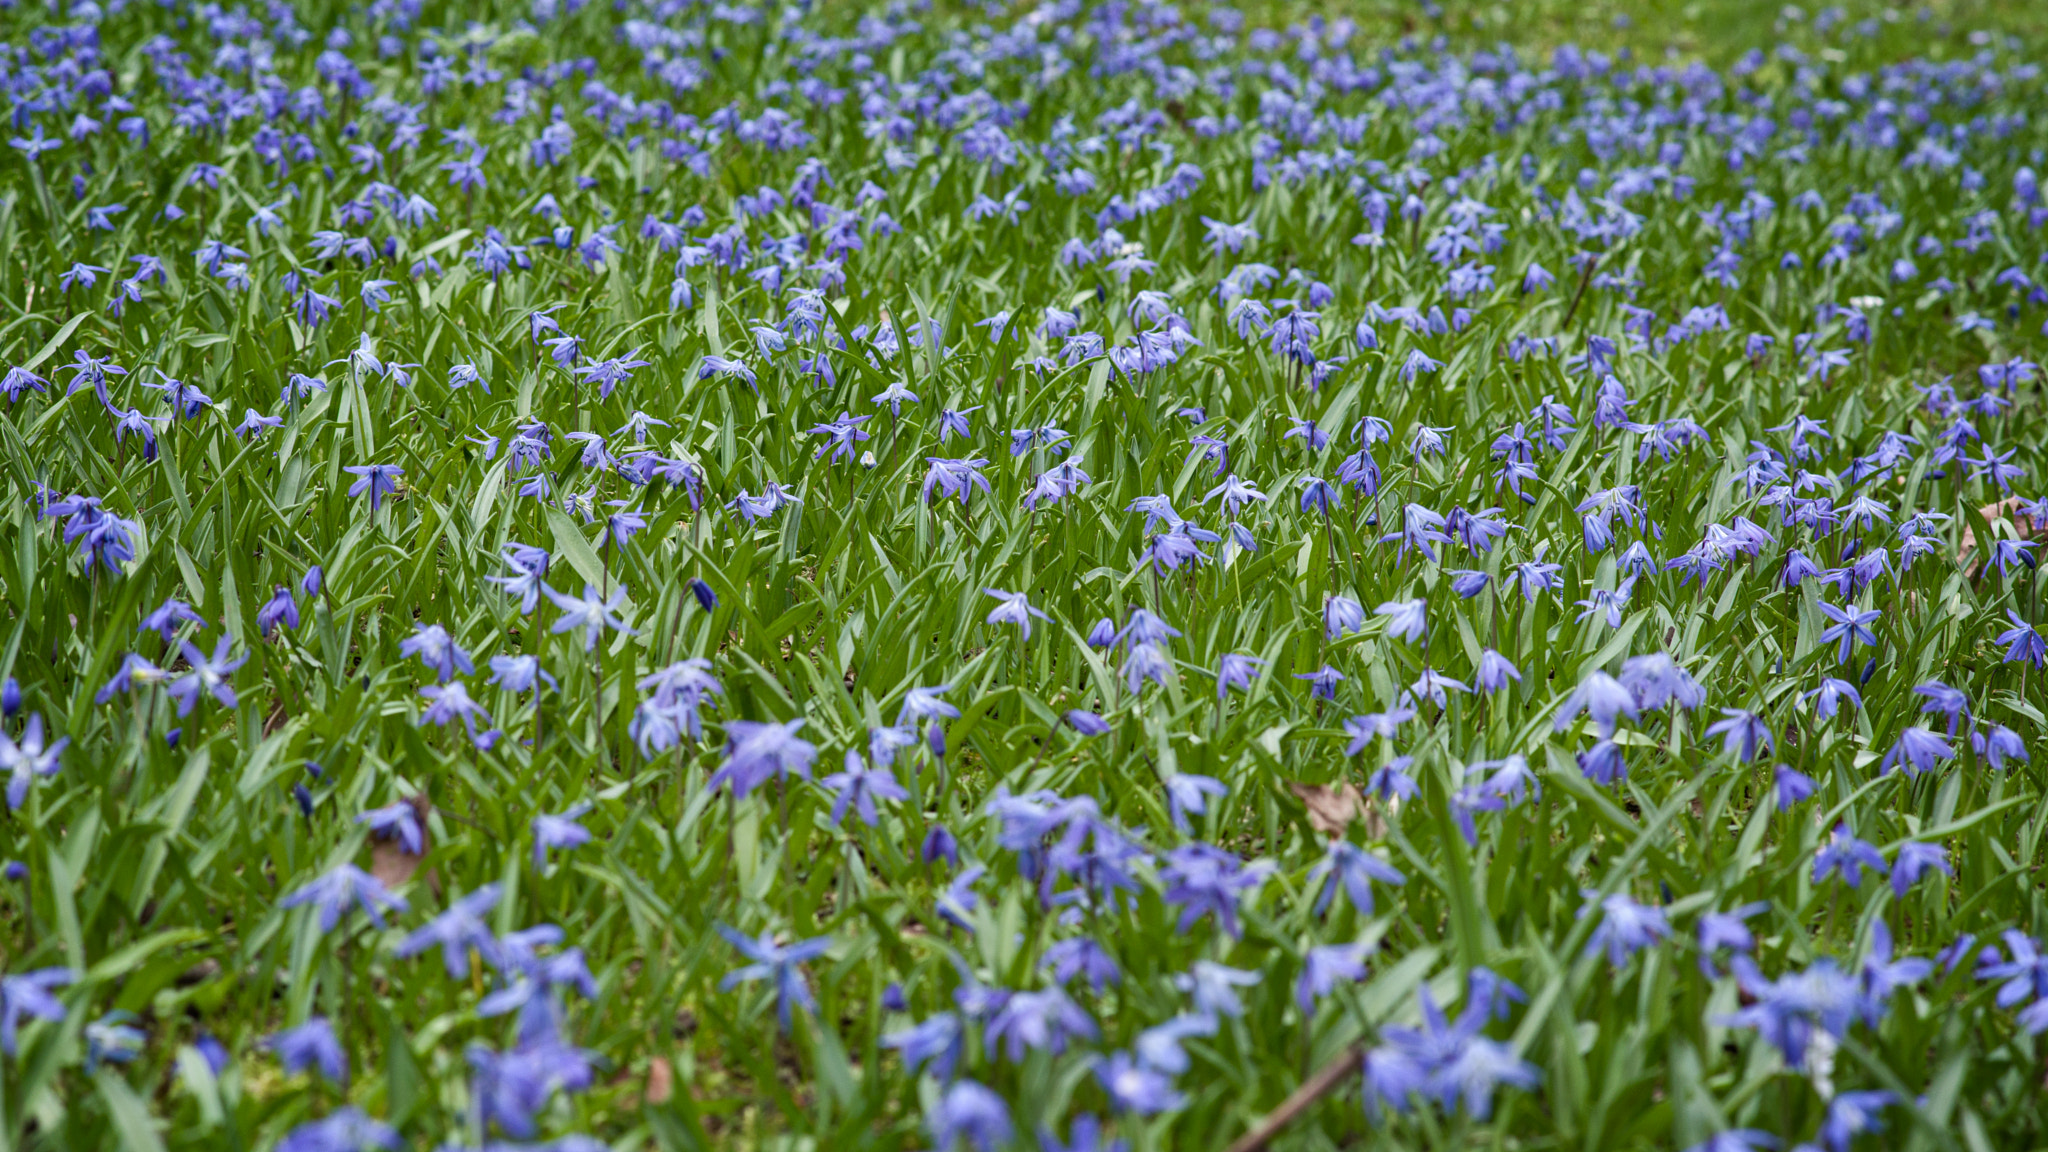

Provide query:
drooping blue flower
left=982, top=589, right=1049, bottom=638
left=1880, top=727, right=1953, bottom=777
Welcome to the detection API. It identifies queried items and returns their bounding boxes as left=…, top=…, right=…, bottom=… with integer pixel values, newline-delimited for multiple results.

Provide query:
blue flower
left=1880, top=727, right=1953, bottom=777
left=1297, top=941, right=1372, bottom=1013
left=1162, top=773, right=1227, bottom=831
left=982, top=588, right=1049, bottom=638
left=275, top=1107, right=400, bottom=1152
left=986, top=987, right=1096, bottom=1061
left=1310, top=842, right=1406, bottom=918
left=0, top=967, right=74, bottom=1056
left=1096, top=1049, right=1184, bottom=1115
left=928, top=1079, right=1012, bottom=1151
left=716, top=925, right=832, bottom=1032
left=342, top=463, right=404, bottom=511
left=1295, top=665, right=1346, bottom=701
left=1375, top=598, right=1427, bottom=642
left=1580, top=891, right=1670, bottom=966
left=396, top=885, right=502, bottom=978
left=2, top=715, right=67, bottom=811
left=265, top=1017, right=347, bottom=1083
left=1705, top=709, right=1773, bottom=763
left=280, top=864, right=408, bottom=933
left=545, top=583, right=634, bottom=651
left=1813, top=824, right=1888, bottom=888
left=884, top=1011, right=964, bottom=1081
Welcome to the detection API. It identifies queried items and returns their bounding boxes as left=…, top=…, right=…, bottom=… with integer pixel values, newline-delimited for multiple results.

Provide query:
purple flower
left=1972, top=724, right=2028, bottom=771
left=545, top=583, right=634, bottom=651
left=982, top=589, right=1048, bottom=638
left=275, top=1108, right=400, bottom=1152
left=489, top=654, right=558, bottom=697
left=399, top=623, right=473, bottom=684
left=921, top=825, right=960, bottom=868
left=928, top=1079, right=1012, bottom=1151
left=1997, top=611, right=2046, bottom=668
left=1362, top=987, right=1538, bottom=1120
left=257, top=586, right=300, bottom=635
left=418, top=682, right=493, bottom=744
left=1773, top=765, right=1817, bottom=810
left=1580, top=891, right=1670, bottom=966
left=1552, top=671, right=1638, bottom=735
left=1381, top=503, right=1451, bottom=563
left=1705, top=709, right=1773, bottom=763
left=140, top=597, right=205, bottom=643
left=1309, top=841, right=1406, bottom=918
left=1324, top=595, right=1366, bottom=639
left=1096, top=1049, right=1184, bottom=1115
left=1376, top=599, right=1427, bottom=642
left=821, top=750, right=909, bottom=827
left=1297, top=941, right=1372, bottom=1013
left=0, top=968, right=75, bottom=1055
left=1890, top=842, right=1952, bottom=898
left=2, top=714, right=67, bottom=811
left=342, top=463, right=404, bottom=511
left=1717, top=956, right=1860, bottom=1066
left=1805, top=677, right=1862, bottom=720
left=884, top=1012, right=965, bottom=1081
left=165, top=637, right=247, bottom=716
left=711, top=719, right=817, bottom=799
left=1163, top=773, right=1227, bottom=831
left=1913, top=679, right=1971, bottom=734
left=1880, top=727, right=1953, bottom=777
left=1475, top=650, right=1521, bottom=694
left=1819, top=1092, right=1896, bottom=1152
left=396, top=884, right=502, bottom=978
left=925, top=457, right=992, bottom=507
left=986, top=987, right=1096, bottom=1061
left=1696, top=903, right=1768, bottom=976
left=1816, top=603, right=1880, bottom=664
left=357, top=801, right=424, bottom=855
left=280, top=864, right=407, bottom=932
left=1813, top=824, right=1888, bottom=888
left=1159, top=843, right=1269, bottom=938
left=532, top=803, right=594, bottom=869
left=1214, top=653, right=1263, bottom=701
left=716, top=925, right=832, bottom=1032
left=265, top=1017, right=347, bottom=1083
left=1043, top=938, right=1122, bottom=993
left=1295, top=665, right=1346, bottom=701
left=1173, top=961, right=1260, bottom=1019
left=1064, top=710, right=1111, bottom=737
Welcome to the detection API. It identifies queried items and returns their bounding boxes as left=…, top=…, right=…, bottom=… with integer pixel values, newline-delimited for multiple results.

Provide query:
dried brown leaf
left=1287, top=781, right=1380, bottom=838
left=645, top=1056, right=674, bottom=1105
